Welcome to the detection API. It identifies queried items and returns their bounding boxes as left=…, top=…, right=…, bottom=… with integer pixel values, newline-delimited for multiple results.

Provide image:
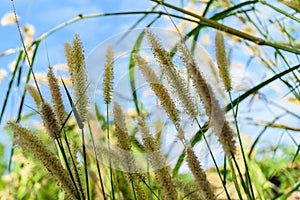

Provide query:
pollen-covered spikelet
left=179, top=44, right=213, bottom=116
left=133, top=54, right=181, bottom=130
left=39, top=101, right=61, bottom=139
left=7, top=122, right=78, bottom=199
left=64, top=42, right=73, bottom=82
left=138, top=117, right=178, bottom=200
left=47, top=66, right=66, bottom=126
left=65, top=34, right=88, bottom=123
left=113, top=102, right=143, bottom=179
left=103, top=46, right=114, bottom=104
left=26, top=84, right=42, bottom=108
left=185, top=145, right=216, bottom=200
left=179, top=44, right=236, bottom=156
left=145, top=29, right=198, bottom=119
left=215, top=31, right=231, bottom=92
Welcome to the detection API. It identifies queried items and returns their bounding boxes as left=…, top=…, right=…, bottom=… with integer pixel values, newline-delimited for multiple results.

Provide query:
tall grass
left=1, top=0, right=300, bottom=199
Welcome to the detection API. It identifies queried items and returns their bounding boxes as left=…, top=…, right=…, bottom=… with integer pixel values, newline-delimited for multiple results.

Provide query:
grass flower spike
left=65, top=34, right=88, bottom=123
left=47, top=66, right=66, bottom=126
left=133, top=54, right=181, bottom=131
left=138, top=117, right=178, bottom=200
left=103, top=46, right=114, bottom=104
left=185, top=145, right=216, bottom=200
left=26, top=84, right=42, bottom=108
left=145, top=29, right=198, bottom=119
left=179, top=44, right=236, bottom=156
left=215, top=31, right=231, bottom=92
left=39, top=101, right=61, bottom=139
left=113, top=102, right=146, bottom=199
left=7, top=122, right=78, bottom=199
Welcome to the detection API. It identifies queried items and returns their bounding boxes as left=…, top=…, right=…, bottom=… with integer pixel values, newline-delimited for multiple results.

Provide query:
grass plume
left=7, top=121, right=78, bottom=199
left=47, top=66, right=66, bottom=126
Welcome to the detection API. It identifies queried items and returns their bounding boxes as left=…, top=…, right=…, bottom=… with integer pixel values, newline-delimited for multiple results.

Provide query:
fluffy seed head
left=215, top=31, right=231, bottom=92
left=179, top=44, right=236, bottom=157
left=186, top=145, right=216, bottom=200
left=26, top=84, right=42, bottom=108
left=113, top=102, right=144, bottom=181
left=7, top=122, right=78, bottom=199
left=134, top=54, right=181, bottom=128
left=47, top=66, right=66, bottom=126
left=103, top=46, right=114, bottom=104
left=65, top=34, right=88, bottom=123
left=39, top=101, right=61, bottom=139
left=138, top=117, right=178, bottom=200
left=146, top=29, right=198, bottom=119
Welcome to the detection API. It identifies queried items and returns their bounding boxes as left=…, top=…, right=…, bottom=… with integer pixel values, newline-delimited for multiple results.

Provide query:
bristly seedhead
left=64, top=42, right=73, bottom=83
left=103, top=46, right=114, bottom=104
left=215, top=31, right=232, bottom=92
left=65, top=34, right=88, bottom=123
left=145, top=28, right=172, bottom=68
left=179, top=44, right=236, bottom=157
left=113, top=102, right=144, bottom=182
left=26, top=84, right=42, bottom=108
left=47, top=66, right=66, bottom=126
left=145, top=28, right=198, bottom=119
left=185, top=145, right=216, bottom=200
left=39, top=101, right=61, bottom=139
left=133, top=54, right=181, bottom=129
left=137, top=116, right=178, bottom=200
left=7, top=121, right=78, bottom=199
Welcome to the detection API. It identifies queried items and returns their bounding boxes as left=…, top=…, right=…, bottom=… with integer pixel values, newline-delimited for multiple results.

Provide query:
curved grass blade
left=0, top=50, right=24, bottom=124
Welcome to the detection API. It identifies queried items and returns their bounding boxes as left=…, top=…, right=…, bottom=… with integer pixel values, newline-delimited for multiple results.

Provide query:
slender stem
left=195, top=119, right=231, bottom=200
left=106, top=103, right=115, bottom=200
left=81, top=128, right=90, bottom=200
left=131, top=180, right=137, bottom=200
left=141, top=179, right=160, bottom=200
left=87, top=121, right=107, bottom=200
left=36, top=11, right=198, bottom=43
left=229, top=92, right=255, bottom=199
left=63, top=131, right=85, bottom=200
left=228, top=159, right=243, bottom=200
left=56, top=138, right=81, bottom=199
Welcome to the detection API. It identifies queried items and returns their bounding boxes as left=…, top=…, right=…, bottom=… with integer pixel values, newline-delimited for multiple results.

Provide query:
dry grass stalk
left=7, top=121, right=78, bottom=199
left=47, top=66, right=66, bottom=126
